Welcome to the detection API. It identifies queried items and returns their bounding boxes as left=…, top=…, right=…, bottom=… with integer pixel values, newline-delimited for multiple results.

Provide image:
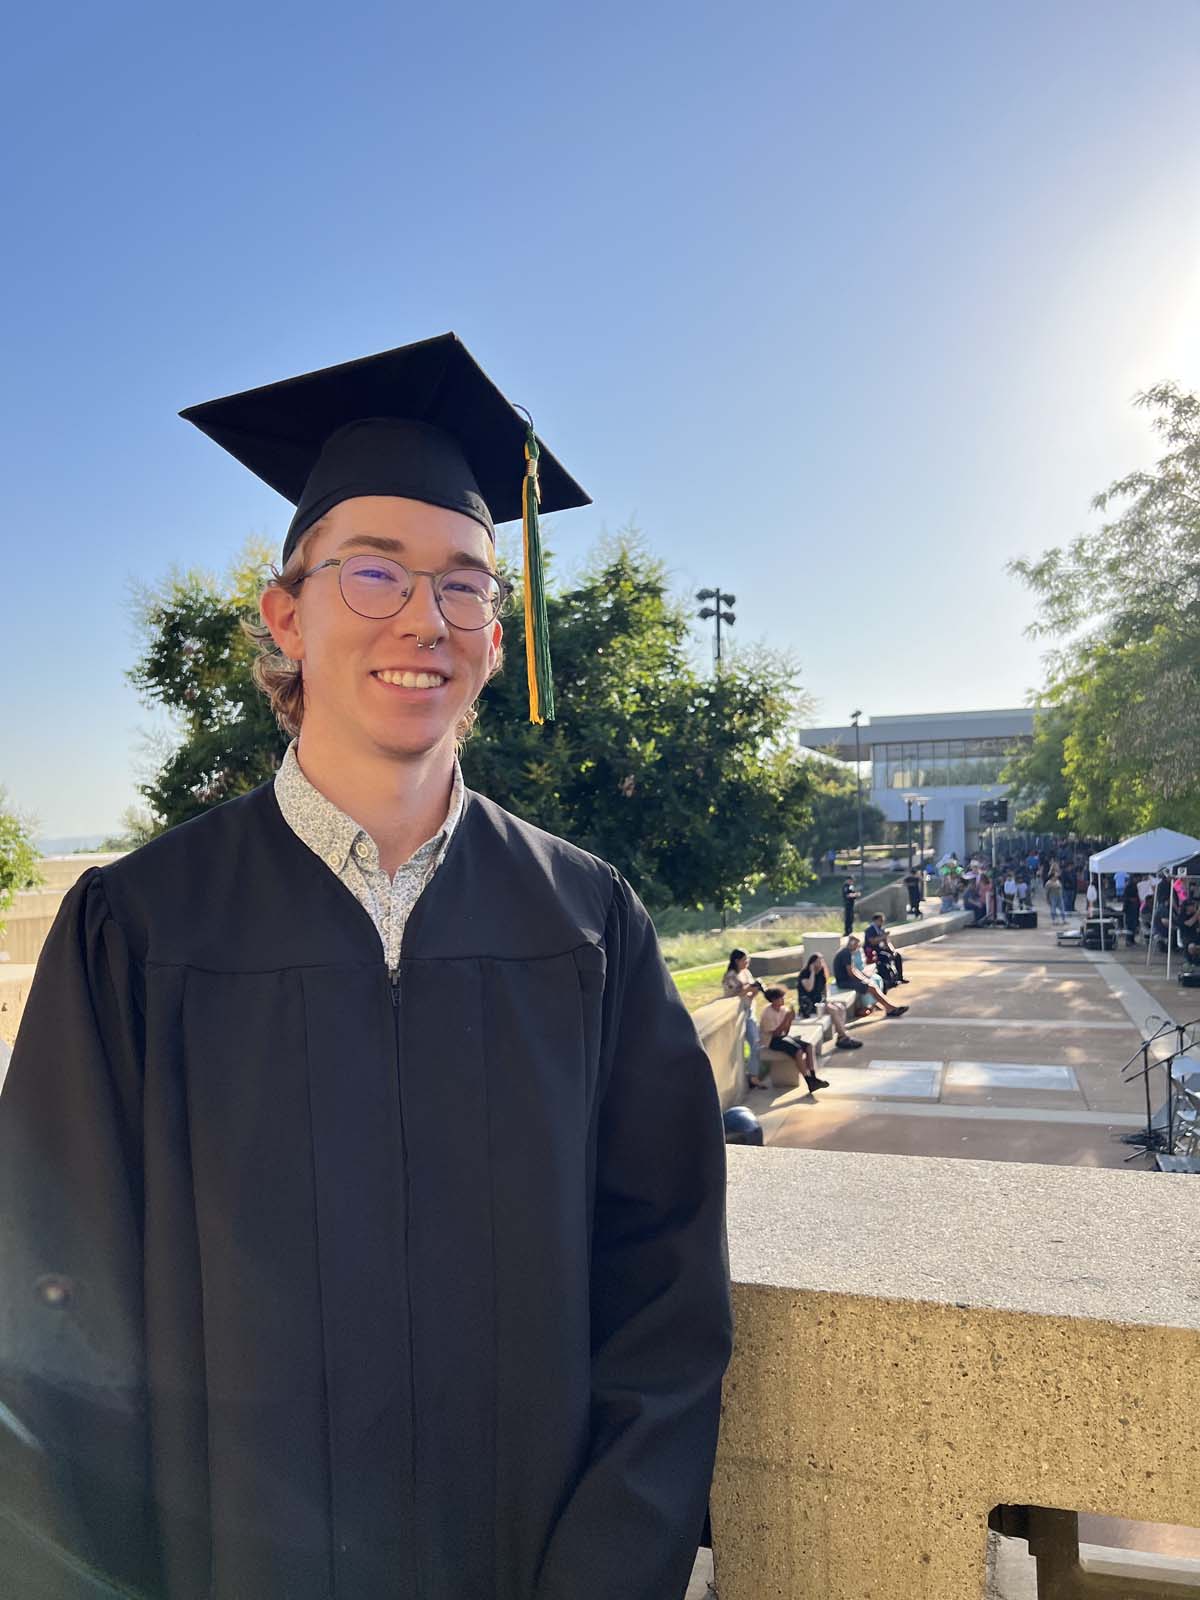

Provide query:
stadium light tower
left=696, top=588, right=736, bottom=672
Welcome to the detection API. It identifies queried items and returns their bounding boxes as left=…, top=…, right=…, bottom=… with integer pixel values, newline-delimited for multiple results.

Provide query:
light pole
left=851, top=710, right=866, bottom=888
left=917, top=797, right=928, bottom=867
left=696, top=588, right=736, bottom=672
left=903, top=795, right=916, bottom=872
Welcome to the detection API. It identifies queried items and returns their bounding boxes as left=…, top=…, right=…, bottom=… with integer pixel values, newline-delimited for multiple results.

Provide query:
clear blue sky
left=3, top=0, right=1198, bottom=837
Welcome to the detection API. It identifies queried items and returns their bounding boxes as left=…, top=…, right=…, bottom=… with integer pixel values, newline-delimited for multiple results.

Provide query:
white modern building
left=796, top=707, right=1036, bottom=861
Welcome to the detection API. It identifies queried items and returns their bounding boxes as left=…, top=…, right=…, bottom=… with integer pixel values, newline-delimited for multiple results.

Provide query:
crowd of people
left=911, top=842, right=1200, bottom=955
left=913, top=844, right=1095, bottom=928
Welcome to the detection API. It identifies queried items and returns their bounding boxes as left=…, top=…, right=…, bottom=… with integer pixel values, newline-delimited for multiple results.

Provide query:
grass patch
left=657, top=916, right=838, bottom=973
left=651, top=873, right=886, bottom=938
left=672, top=963, right=727, bottom=1012
left=671, top=961, right=803, bottom=1014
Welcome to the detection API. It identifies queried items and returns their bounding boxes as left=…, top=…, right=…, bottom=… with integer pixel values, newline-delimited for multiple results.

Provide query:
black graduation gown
left=0, top=784, right=732, bottom=1600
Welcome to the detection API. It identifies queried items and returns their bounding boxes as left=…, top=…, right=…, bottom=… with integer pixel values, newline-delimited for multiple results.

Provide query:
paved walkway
left=748, top=916, right=1165, bottom=1168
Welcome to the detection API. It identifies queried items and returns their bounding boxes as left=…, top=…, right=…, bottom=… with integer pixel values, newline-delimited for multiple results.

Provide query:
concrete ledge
left=692, top=996, right=746, bottom=1112
left=747, top=910, right=972, bottom=979
left=889, top=908, right=972, bottom=946
left=0, top=857, right=121, bottom=967
left=33, top=854, right=123, bottom=891
left=711, top=1148, right=1200, bottom=1598
left=748, top=944, right=806, bottom=976
left=0, top=964, right=37, bottom=1048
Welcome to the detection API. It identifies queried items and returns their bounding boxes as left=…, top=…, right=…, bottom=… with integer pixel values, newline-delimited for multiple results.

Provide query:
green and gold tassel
left=521, top=422, right=555, bottom=723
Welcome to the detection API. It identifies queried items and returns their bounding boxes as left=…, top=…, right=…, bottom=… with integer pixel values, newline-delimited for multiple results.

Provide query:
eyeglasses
left=295, top=554, right=511, bottom=630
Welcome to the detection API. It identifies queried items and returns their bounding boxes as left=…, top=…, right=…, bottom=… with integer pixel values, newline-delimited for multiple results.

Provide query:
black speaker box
left=1012, top=910, right=1038, bottom=929
left=1178, top=970, right=1200, bottom=987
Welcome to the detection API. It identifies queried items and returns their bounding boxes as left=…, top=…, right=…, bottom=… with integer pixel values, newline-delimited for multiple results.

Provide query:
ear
left=260, top=583, right=305, bottom=662
left=486, top=616, right=503, bottom=675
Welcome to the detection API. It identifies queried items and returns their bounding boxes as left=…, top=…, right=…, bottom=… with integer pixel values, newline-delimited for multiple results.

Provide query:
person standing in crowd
left=1046, top=863, right=1066, bottom=924
left=1121, top=877, right=1141, bottom=947
left=963, top=879, right=987, bottom=925
left=1002, top=870, right=1019, bottom=923
left=1061, top=859, right=1078, bottom=914
left=903, top=865, right=923, bottom=918
left=842, top=876, right=860, bottom=935
left=723, top=948, right=766, bottom=1090
left=1152, top=879, right=1174, bottom=952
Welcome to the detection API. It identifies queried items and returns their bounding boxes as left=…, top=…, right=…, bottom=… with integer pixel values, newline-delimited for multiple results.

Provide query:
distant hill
left=37, top=834, right=109, bottom=855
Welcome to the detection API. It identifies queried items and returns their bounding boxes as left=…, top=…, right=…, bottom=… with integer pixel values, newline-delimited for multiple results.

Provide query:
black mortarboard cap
left=180, top=332, right=591, bottom=566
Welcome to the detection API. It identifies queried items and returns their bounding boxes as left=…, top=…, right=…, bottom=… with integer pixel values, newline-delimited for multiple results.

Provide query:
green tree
left=1000, top=708, right=1073, bottom=832
left=0, top=789, right=43, bottom=938
left=1010, top=383, right=1200, bottom=835
left=129, top=540, right=288, bottom=827
left=790, top=759, right=884, bottom=866
left=98, top=806, right=161, bottom=853
left=463, top=535, right=816, bottom=913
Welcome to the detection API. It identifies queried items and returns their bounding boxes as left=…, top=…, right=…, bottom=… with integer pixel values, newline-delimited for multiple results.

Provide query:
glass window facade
left=871, top=737, right=1020, bottom=791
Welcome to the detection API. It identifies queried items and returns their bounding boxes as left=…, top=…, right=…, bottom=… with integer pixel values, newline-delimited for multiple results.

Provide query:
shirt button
left=326, top=850, right=341, bottom=869
left=354, top=840, right=370, bottom=859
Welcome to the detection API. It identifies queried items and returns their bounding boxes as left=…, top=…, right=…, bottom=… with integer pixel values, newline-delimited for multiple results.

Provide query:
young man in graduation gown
left=0, top=335, right=733, bottom=1600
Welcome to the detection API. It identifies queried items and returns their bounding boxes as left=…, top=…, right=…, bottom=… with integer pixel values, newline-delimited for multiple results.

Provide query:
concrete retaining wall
left=691, top=996, right=746, bottom=1112
left=712, top=1147, right=1200, bottom=1598
left=856, top=878, right=909, bottom=923
left=747, top=910, right=972, bottom=979
left=0, top=855, right=122, bottom=966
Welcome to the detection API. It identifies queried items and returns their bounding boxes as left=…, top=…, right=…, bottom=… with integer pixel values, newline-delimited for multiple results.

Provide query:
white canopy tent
left=1088, top=829, right=1200, bottom=876
left=1087, top=830, right=1200, bottom=970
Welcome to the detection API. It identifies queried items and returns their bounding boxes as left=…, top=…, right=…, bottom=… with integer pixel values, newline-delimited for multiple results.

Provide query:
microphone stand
left=1119, top=1018, right=1177, bottom=1158
left=1120, top=1015, right=1200, bottom=1159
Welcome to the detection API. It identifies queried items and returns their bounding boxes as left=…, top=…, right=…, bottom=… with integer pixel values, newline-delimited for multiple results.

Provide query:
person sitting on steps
left=863, top=913, right=909, bottom=990
left=757, top=987, right=829, bottom=1093
left=797, top=954, right=864, bottom=1050
left=833, top=937, right=909, bottom=1018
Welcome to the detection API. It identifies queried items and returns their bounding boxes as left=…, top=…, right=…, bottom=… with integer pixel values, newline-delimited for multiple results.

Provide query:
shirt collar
left=274, top=740, right=465, bottom=877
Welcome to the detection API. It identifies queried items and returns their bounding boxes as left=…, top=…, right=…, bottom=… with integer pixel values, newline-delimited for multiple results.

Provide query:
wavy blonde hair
left=243, top=523, right=501, bottom=744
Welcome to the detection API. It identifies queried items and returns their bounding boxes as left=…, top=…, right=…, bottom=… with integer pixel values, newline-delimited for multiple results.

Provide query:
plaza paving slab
left=812, top=1062, right=942, bottom=1098
left=750, top=916, right=1159, bottom=1168
left=943, top=1061, right=1079, bottom=1090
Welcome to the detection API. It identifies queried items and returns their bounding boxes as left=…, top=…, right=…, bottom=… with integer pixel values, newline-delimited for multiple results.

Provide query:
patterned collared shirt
left=274, top=740, right=465, bottom=971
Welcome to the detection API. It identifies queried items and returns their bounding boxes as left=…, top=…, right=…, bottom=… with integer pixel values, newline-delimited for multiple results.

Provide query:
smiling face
left=260, top=495, right=502, bottom=767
